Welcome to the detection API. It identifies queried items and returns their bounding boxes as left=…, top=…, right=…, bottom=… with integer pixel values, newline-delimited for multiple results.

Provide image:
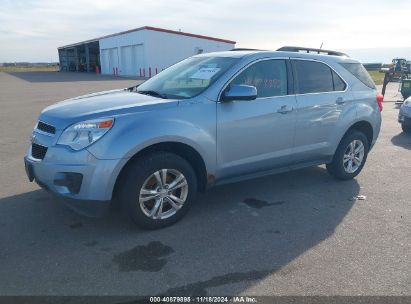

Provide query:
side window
left=230, top=60, right=288, bottom=98
left=293, top=60, right=334, bottom=94
left=332, top=70, right=346, bottom=91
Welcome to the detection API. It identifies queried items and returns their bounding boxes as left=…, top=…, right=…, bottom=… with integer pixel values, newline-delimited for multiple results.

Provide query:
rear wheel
left=401, top=124, right=411, bottom=133
left=327, top=130, right=369, bottom=180
left=118, top=152, right=197, bottom=229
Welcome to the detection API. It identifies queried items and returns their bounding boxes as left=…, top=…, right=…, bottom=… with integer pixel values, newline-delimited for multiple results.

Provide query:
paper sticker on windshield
left=190, top=68, right=221, bottom=80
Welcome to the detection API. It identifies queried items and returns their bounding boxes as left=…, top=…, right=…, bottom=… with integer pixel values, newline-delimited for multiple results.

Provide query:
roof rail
left=277, top=46, right=348, bottom=57
left=230, top=48, right=265, bottom=51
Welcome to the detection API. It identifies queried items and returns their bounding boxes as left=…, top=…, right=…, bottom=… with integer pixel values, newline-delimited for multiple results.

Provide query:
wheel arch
left=112, top=141, right=209, bottom=200
left=329, top=119, right=374, bottom=161
left=345, top=120, right=374, bottom=147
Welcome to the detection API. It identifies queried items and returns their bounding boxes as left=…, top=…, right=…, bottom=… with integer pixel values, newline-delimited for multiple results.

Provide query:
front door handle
left=336, top=97, right=345, bottom=105
left=277, top=105, right=293, bottom=114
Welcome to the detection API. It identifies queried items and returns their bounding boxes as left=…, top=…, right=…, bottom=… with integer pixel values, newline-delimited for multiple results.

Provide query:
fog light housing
left=54, top=172, right=83, bottom=194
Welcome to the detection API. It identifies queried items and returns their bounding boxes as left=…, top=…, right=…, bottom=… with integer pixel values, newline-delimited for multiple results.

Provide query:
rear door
left=216, top=59, right=297, bottom=179
left=291, top=59, right=349, bottom=163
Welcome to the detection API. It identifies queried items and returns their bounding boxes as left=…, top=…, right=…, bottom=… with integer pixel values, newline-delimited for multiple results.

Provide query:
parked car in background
left=399, top=97, right=411, bottom=133
left=24, top=47, right=382, bottom=229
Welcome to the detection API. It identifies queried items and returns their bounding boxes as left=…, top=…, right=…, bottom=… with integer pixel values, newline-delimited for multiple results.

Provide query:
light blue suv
left=25, top=47, right=382, bottom=229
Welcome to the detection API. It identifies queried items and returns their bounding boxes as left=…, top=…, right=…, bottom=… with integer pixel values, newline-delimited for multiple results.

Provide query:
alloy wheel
left=139, top=169, right=188, bottom=219
left=343, top=140, right=365, bottom=174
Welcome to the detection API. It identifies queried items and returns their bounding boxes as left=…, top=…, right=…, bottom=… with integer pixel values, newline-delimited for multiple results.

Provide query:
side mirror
left=221, top=84, right=257, bottom=102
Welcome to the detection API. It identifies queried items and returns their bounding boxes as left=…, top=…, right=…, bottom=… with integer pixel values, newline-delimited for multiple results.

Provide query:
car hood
left=39, top=89, right=179, bottom=128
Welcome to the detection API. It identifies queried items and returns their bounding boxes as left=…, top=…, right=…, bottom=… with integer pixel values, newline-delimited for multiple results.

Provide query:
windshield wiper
left=136, top=90, right=167, bottom=99
left=126, top=85, right=139, bottom=92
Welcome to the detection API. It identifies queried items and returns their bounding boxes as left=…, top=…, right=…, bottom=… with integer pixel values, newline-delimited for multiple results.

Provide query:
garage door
left=100, top=49, right=110, bottom=74
left=101, top=48, right=119, bottom=75
left=120, top=46, right=133, bottom=76
left=120, top=44, right=144, bottom=76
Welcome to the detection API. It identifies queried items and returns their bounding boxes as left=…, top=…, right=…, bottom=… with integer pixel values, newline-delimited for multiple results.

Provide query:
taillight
left=376, top=93, right=383, bottom=112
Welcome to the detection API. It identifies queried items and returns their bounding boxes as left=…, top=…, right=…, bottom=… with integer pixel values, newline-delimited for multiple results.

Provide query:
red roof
left=59, top=26, right=236, bottom=49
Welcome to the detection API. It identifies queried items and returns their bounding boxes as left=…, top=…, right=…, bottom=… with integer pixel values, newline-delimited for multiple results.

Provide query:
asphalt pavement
left=0, top=72, right=409, bottom=296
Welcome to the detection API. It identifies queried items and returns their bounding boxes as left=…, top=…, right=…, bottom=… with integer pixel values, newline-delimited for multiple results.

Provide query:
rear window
left=340, top=63, right=376, bottom=89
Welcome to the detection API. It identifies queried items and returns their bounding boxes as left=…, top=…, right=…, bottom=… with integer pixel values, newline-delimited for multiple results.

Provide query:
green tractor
left=381, top=58, right=411, bottom=100
left=380, top=58, right=409, bottom=81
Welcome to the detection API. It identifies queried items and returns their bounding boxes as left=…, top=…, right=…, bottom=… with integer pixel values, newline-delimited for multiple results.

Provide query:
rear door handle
left=277, top=105, right=293, bottom=114
left=336, top=97, right=345, bottom=105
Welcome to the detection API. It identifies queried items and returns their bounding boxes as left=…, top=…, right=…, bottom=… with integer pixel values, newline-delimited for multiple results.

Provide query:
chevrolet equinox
left=24, top=47, right=382, bottom=229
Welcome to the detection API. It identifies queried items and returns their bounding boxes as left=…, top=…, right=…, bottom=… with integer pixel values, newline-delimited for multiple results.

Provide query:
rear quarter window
left=332, top=70, right=346, bottom=91
left=340, top=62, right=376, bottom=89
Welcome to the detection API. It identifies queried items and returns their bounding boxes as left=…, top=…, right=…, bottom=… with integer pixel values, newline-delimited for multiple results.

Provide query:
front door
left=217, top=59, right=297, bottom=179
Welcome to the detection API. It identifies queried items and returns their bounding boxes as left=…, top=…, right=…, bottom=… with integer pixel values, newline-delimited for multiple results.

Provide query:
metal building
left=58, top=26, right=236, bottom=76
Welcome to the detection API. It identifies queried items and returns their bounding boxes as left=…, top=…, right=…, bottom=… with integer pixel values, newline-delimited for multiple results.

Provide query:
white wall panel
left=144, top=30, right=235, bottom=73
left=99, top=29, right=234, bottom=76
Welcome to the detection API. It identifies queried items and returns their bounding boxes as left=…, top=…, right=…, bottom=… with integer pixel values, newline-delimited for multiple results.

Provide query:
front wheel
left=327, top=130, right=369, bottom=180
left=118, top=152, right=197, bottom=229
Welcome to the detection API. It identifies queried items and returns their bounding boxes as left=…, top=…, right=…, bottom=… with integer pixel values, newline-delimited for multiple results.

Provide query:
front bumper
left=24, top=144, right=128, bottom=202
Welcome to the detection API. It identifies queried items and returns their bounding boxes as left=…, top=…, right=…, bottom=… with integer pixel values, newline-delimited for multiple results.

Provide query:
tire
left=326, top=130, right=369, bottom=180
left=118, top=152, right=197, bottom=229
left=402, top=124, right=411, bottom=133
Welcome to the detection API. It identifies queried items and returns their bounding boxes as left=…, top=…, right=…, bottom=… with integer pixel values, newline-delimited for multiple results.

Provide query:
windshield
left=136, top=56, right=239, bottom=99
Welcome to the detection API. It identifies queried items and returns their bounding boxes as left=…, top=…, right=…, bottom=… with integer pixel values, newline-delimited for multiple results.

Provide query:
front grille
left=31, top=143, right=48, bottom=160
left=37, top=121, right=56, bottom=134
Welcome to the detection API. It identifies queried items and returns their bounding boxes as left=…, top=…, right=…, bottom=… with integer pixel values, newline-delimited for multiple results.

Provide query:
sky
left=1, top=0, right=411, bottom=63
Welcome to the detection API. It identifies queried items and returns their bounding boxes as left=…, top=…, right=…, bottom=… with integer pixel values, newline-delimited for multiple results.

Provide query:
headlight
left=57, top=118, right=114, bottom=151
